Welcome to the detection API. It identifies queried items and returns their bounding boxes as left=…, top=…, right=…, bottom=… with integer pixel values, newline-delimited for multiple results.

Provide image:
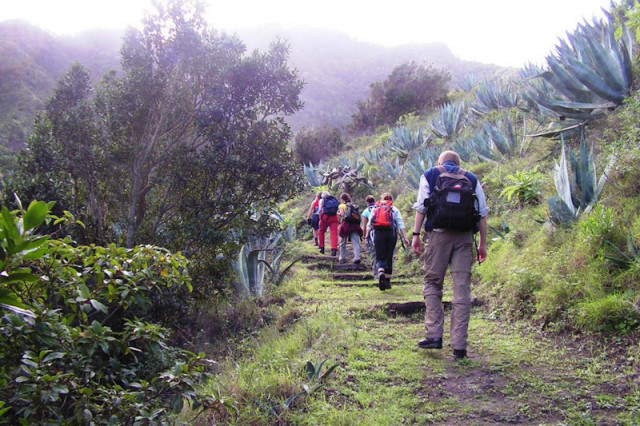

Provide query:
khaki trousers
left=422, top=230, right=473, bottom=350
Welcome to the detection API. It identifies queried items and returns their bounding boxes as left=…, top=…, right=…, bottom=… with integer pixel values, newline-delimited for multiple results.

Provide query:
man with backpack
left=411, top=150, right=488, bottom=361
left=367, top=193, right=409, bottom=290
left=318, top=191, right=340, bottom=256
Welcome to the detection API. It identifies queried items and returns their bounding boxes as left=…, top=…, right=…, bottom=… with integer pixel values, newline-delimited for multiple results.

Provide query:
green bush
left=0, top=201, right=229, bottom=423
left=573, top=293, right=640, bottom=333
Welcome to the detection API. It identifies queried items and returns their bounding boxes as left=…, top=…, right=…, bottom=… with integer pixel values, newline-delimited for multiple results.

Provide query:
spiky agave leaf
left=552, top=136, right=576, bottom=217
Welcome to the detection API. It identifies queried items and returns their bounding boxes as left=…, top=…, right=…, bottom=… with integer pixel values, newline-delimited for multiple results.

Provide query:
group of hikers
left=307, top=190, right=409, bottom=290
left=305, top=150, right=488, bottom=361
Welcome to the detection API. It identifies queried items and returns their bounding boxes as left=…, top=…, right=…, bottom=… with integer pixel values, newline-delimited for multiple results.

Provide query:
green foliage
left=605, top=232, right=640, bottom=268
left=351, top=61, right=450, bottom=132
left=578, top=205, right=616, bottom=247
left=573, top=293, right=640, bottom=333
left=0, top=199, right=228, bottom=424
left=10, top=0, right=304, bottom=263
left=499, top=166, right=544, bottom=207
left=294, top=126, right=344, bottom=165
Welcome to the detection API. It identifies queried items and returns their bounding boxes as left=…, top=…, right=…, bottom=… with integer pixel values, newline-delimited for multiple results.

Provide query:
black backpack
left=424, top=166, right=479, bottom=232
left=322, top=195, right=339, bottom=216
left=344, top=203, right=361, bottom=224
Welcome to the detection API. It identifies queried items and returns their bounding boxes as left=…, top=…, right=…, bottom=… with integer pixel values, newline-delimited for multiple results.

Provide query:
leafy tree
left=351, top=61, right=450, bottom=132
left=10, top=0, right=304, bottom=294
left=293, top=125, right=343, bottom=165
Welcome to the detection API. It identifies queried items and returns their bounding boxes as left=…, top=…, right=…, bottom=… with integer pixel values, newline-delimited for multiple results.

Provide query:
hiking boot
left=353, top=259, right=361, bottom=264
left=377, top=268, right=386, bottom=290
left=319, top=247, right=325, bottom=254
left=453, top=349, right=467, bottom=360
left=338, top=258, right=346, bottom=264
left=313, top=238, right=318, bottom=246
left=331, top=249, right=337, bottom=257
left=417, top=337, right=443, bottom=349
left=383, top=276, right=391, bottom=290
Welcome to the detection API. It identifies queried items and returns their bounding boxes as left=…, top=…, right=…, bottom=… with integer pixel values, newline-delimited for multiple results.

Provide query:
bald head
left=438, top=150, right=461, bottom=165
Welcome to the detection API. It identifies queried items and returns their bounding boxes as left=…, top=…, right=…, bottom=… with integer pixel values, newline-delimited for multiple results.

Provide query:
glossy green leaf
left=24, top=201, right=48, bottom=232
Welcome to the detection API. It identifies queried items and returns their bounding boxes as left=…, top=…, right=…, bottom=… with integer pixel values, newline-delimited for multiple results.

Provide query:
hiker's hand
left=477, top=243, right=487, bottom=263
left=411, top=235, right=422, bottom=256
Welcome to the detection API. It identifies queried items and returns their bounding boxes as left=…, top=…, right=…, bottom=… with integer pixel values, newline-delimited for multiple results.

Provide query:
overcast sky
left=1, top=0, right=614, bottom=67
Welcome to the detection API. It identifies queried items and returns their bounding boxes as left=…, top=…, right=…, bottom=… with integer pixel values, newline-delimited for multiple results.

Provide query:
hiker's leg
left=422, top=231, right=453, bottom=339
left=338, top=234, right=347, bottom=262
left=386, top=234, right=398, bottom=275
left=450, top=232, right=474, bottom=351
left=329, top=218, right=339, bottom=251
left=367, top=235, right=377, bottom=276
left=350, top=232, right=361, bottom=262
left=318, top=216, right=327, bottom=249
left=374, top=229, right=391, bottom=272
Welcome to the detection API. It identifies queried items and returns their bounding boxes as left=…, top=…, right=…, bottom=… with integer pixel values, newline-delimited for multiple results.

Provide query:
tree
left=293, top=125, right=343, bottom=165
left=351, top=61, right=450, bottom=132
left=10, top=0, right=304, bottom=294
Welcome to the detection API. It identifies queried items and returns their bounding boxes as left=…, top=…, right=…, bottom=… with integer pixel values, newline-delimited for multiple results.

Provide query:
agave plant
left=234, top=233, right=282, bottom=297
left=376, top=157, right=404, bottom=181
left=547, top=132, right=615, bottom=225
left=464, top=114, right=518, bottom=162
left=525, top=9, right=633, bottom=133
left=470, top=81, right=519, bottom=116
left=458, top=74, right=481, bottom=92
left=430, top=102, right=466, bottom=139
left=387, top=126, right=428, bottom=160
left=605, top=233, right=640, bottom=269
left=303, top=162, right=324, bottom=187
left=404, top=145, right=439, bottom=189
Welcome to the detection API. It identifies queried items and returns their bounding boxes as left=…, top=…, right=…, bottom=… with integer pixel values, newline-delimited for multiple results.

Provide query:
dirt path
left=212, top=241, right=640, bottom=424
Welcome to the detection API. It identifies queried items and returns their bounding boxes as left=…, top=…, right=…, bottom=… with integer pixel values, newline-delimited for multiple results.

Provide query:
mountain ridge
left=0, top=20, right=504, bottom=150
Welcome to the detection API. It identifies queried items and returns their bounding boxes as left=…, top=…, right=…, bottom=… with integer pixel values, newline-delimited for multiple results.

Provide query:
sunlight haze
left=1, top=0, right=613, bottom=67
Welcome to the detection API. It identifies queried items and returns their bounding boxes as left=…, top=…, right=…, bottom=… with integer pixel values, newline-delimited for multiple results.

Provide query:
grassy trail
left=208, top=241, right=640, bottom=425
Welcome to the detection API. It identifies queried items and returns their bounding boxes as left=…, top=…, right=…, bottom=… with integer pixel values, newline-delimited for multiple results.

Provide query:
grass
left=198, top=240, right=640, bottom=425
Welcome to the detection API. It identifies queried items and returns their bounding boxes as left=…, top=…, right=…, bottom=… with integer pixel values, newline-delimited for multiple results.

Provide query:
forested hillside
left=0, top=21, right=122, bottom=151
left=0, top=20, right=502, bottom=152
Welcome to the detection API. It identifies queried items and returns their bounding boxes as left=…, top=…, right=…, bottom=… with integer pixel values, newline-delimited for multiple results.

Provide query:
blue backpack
left=322, top=195, right=339, bottom=216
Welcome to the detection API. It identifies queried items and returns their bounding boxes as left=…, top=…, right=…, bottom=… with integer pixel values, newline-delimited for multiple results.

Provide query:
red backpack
left=371, top=200, right=394, bottom=229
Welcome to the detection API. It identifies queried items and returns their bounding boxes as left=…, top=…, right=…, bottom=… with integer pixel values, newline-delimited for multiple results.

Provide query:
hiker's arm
left=411, top=175, right=429, bottom=256
left=412, top=211, right=425, bottom=255
left=477, top=216, right=488, bottom=263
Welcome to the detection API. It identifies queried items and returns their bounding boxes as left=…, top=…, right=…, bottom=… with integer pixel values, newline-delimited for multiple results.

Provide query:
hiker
left=367, top=193, right=409, bottom=290
left=361, top=194, right=377, bottom=277
left=411, top=150, right=488, bottom=361
left=337, top=193, right=363, bottom=264
left=317, top=191, right=339, bottom=256
left=306, top=192, right=322, bottom=246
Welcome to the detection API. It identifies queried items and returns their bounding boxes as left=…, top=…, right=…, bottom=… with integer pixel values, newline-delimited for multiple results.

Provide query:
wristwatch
left=412, top=232, right=420, bottom=236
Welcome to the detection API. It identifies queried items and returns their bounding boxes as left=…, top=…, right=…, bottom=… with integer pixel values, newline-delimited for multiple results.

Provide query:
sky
left=0, top=0, right=615, bottom=67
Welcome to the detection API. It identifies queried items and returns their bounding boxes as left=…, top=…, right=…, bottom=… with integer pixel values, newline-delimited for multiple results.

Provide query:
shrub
left=499, top=165, right=544, bottom=207
left=573, top=293, right=640, bottom=333
left=0, top=201, right=229, bottom=423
